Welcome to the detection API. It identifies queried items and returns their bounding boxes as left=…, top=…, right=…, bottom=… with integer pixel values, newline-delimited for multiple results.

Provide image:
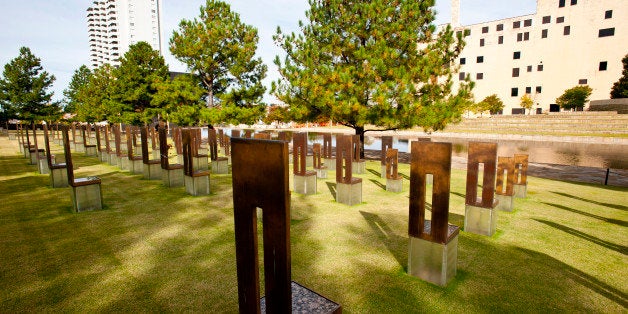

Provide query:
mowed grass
left=0, top=134, right=626, bottom=313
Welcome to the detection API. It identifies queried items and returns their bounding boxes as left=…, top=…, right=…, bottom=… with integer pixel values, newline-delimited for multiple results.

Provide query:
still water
left=209, top=129, right=627, bottom=169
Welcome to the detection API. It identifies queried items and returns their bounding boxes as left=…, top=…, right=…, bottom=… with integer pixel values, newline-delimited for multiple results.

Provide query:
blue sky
left=0, top=0, right=537, bottom=104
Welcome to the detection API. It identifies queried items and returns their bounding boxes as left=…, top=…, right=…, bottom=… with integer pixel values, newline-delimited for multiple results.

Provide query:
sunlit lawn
left=0, top=134, right=626, bottom=312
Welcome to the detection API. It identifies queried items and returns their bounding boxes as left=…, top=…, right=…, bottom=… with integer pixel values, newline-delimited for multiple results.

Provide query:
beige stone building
left=448, top=0, right=627, bottom=114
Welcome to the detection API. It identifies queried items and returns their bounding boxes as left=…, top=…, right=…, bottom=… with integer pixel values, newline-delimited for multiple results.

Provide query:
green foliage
left=475, top=94, right=504, bottom=115
left=108, top=42, right=169, bottom=125
left=556, top=85, right=592, bottom=110
left=273, top=0, right=473, bottom=144
left=263, top=105, right=291, bottom=124
left=152, top=74, right=206, bottom=126
left=170, top=0, right=267, bottom=124
left=520, top=94, right=534, bottom=114
left=0, top=46, right=60, bottom=122
left=74, top=64, right=115, bottom=123
left=610, top=54, right=628, bottom=99
left=63, top=65, right=92, bottom=114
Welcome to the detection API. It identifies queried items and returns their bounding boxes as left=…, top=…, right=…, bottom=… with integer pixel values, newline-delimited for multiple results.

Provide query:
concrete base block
left=9, top=134, right=16, bottom=140
left=211, top=159, right=229, bottom=174
left=38, top=158, right=50, bottom=174
left=152, top=150, right=160, bottom=160
left=50, top=167, right=69, bottom=188
left=408, top=234, right=458, bottom=286
left=134, top=146, right=142, bottom=156
left=23, top=148, right=30, bottom=158
left=495, top=194, right=514, bottom=212
left=464, top=205, right=497, bottom=236
left=99, top=151, right=108, bottom=162
left=386, top=178, right=403, bottom=192
left=118, top=156, right=129, bottom=171
left=294, top=173, right=317, bottom=195
left=108, top=153, right=118, bottom=166
left=337, top=181, right=362, bottom=206
left=129, top=159, right=143, bottom=174
left=352, top=161, right=365, bottom=174
left=163, top=168, right=184, bottom=187
left=85, top=146, right=97, bottom=157
left=29, top=153, right=37, bottom=165
left=185, top=175, right=210, bottom=196
left=143, top=163, right=162, bottom=180
left=70, top=183, right=103, bottom=212
left=74, top=143, right=85, bottom=153
left=177, top=155, right=184, bottom=165
left=193, top=156, right=208, bottom=171
left=316, top=168, right=327, bottom=179
left=324, top=158, right=335, bottom=170
left=514, top=183, right=527, bottom=198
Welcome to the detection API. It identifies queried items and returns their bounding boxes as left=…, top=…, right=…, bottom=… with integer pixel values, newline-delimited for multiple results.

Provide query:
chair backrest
left=61, top=125, right=75, bottom=184
left=31, top=123, right=40, bottom=158
left=209, top=128, right=218, bottom=161
left=140, top=126, right=150, bottom=163
left=335, top=134, right=354, bottom=183
left=158, top=125, right=170, bottom=169
left=465, top=142, right=497, bottom=207
left=43, top=123, right=54, bottom=169
left=181, top=128, right=194, bottom=176
left=381, top=136, right=393, bottom=165
left=126, top=125, right=135, bottom=159
left=95, top=125, right=102, bottom=152
left=292, top=133, right=307, bottom=175
left=323, top=134, right=332, bottom=159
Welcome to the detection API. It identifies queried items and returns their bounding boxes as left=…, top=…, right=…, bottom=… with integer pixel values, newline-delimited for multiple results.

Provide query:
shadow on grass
left=366, top=168, right=381, bottom=177
left=325, top=181, right=337, bottom=201
left=398, top=173, right=410, bottom=180
left=551, top=191, right=627, bottom=210
left=533, top=219, right=628, bottom=255
left=515, top=247, right=628, bottom=308
left=450, top=191, right=465, bottom=199
left=542, top=202, right=628, bottom=227
left=359, top=211, right=406, bottom=269
left=368, top=179, right=386, bottom=191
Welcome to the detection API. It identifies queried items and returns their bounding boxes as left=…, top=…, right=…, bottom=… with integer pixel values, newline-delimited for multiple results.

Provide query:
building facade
left=87, top=0, right=163, bottom=69
left=448, top=0, right=627, bottom=114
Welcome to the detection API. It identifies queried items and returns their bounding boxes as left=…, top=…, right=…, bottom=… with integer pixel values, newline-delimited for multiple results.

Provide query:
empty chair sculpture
left=351, top=134, right=365, bottom=174
left=464, top=142, right=499, bottom=236
left=82, top=124, right=98, bottom=157
left=209, top=128, right=229, bottom=174
left=312, top=143, right=327, bottom=178
left=381, top=136, right=393, bottom=178
left=31, top=123, right=49, bottom=174
left=61, top=125, right=102, bottom=212
left=126, top=125, right=143, bottom=174
left=513, top=154, right=529, bottom=198
left=495, top=156, right=516, bottom=211
left=292, top=133, right=317, bottom=195
left=385, top=148, right=403, bottom=192
left=335, top=134, right=362, bottom=205
left=43, top=123, right=68, bottom=188
left=323, top=133, right=335, bottom=170
left=141, top=126, right=162, bottom=180
left=158, top=124, right=184, bottom=187
left=182, top=128, right=210, bottom=195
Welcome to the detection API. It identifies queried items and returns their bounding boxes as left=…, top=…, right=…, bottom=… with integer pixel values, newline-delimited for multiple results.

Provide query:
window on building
left=559, top=0, right=566, bottom=7
left=497, top=23, right=504, bottom=31
left=578, top=79, right=588, bottom=84
left=524, top=32, right=530, bottom=40
left=498, top=35, right=504, bottom=44
left=536, top=86, right=542, bottom=93
left=599, top=61, right=607, bottom=71
left=511, top=88, right=519, bottom=97
left=543, top=16, right=551, bottom=24
left=480, top=38, right=485, bottom=46
left=527, top=65, right=532, bottom=72
left=564, top=26, right=570, bottom=35
left=571, top=0, right=577, bottom=5
left=517, top=33, right=523, bottom=41
left=605, top=10, right=613, bottom=19
left=482, top=26, right=489, bottom=33
left=538, top=64, right=544, bottom=71
left=598, top=28, right=615, bottom=37
left=459, top=72, right=466, bottom=80
left=526, top=86, right=532, bottom=94
left=477, top=56, right=484, bottom=63
left=460, top=57, right=466, bottom=65
left=513, top=21, right=521, bottom=29
left=512, top=68, right=520, bottom=77
left=524, top=19, right=532, bottom=27
left=542, top=29, right=548, bottom=38
left=557, top=16, right=565, bottom=23
left=476, top=73, right=484, bottom=80
left=513, top=51, right=521, bottom=59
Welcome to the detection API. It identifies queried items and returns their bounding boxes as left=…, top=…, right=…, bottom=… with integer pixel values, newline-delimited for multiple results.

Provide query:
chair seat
left=72, top=176, right=101, bottom=187
left=85, top=144, right=96, bottom=148
left=145, top=160, right=160, bottom=165
left=165, top=164, right=184, bottom=170
left=130, top=156, right=143, bottom=161
left=214, top=157, right=228, bottom=162
left=194, top=154, right=208, bottom=158
left=50, top=163, right=67, bottom=169
left=338, top=177, right=362, bottom=184
left=190, top=170, right=210, bottom=177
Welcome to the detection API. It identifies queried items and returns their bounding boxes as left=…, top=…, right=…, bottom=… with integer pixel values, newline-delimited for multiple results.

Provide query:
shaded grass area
left=1, top=135, right=627, bottom=312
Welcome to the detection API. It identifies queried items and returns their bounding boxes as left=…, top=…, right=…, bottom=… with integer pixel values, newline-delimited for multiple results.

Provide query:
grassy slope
left=0, top=134, right=626, bottom=313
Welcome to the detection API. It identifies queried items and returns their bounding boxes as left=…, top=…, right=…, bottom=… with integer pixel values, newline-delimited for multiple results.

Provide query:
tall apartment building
left=448, top=0, right=627, bottom=114
left=87, top=0, right=163, bottom=69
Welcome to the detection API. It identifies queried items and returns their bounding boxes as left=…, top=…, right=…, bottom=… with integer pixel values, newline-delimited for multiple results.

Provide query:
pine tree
left=273, top=0, right=473, bottom=156
left=0, top=47, right=59, bottom=122
left=108, top=42, right=169, bottom=125
left=75, top=64, right=115, bottom=123
left=170, top=0, right=267, bottom=124
left=610, top=54, right=628, bottom=99
left=63, top=65, right=92, bottom=114
left=152, top=74, right=206, bottom=126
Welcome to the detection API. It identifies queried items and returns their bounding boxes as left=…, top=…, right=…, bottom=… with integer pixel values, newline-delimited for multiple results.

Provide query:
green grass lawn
left=0, top=134, right=626, bottom=312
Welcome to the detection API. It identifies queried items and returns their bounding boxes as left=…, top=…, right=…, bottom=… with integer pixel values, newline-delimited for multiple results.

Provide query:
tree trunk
left=207, top=88, right=214, bottom=108
left=355, top=125, right=365, bottom=159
